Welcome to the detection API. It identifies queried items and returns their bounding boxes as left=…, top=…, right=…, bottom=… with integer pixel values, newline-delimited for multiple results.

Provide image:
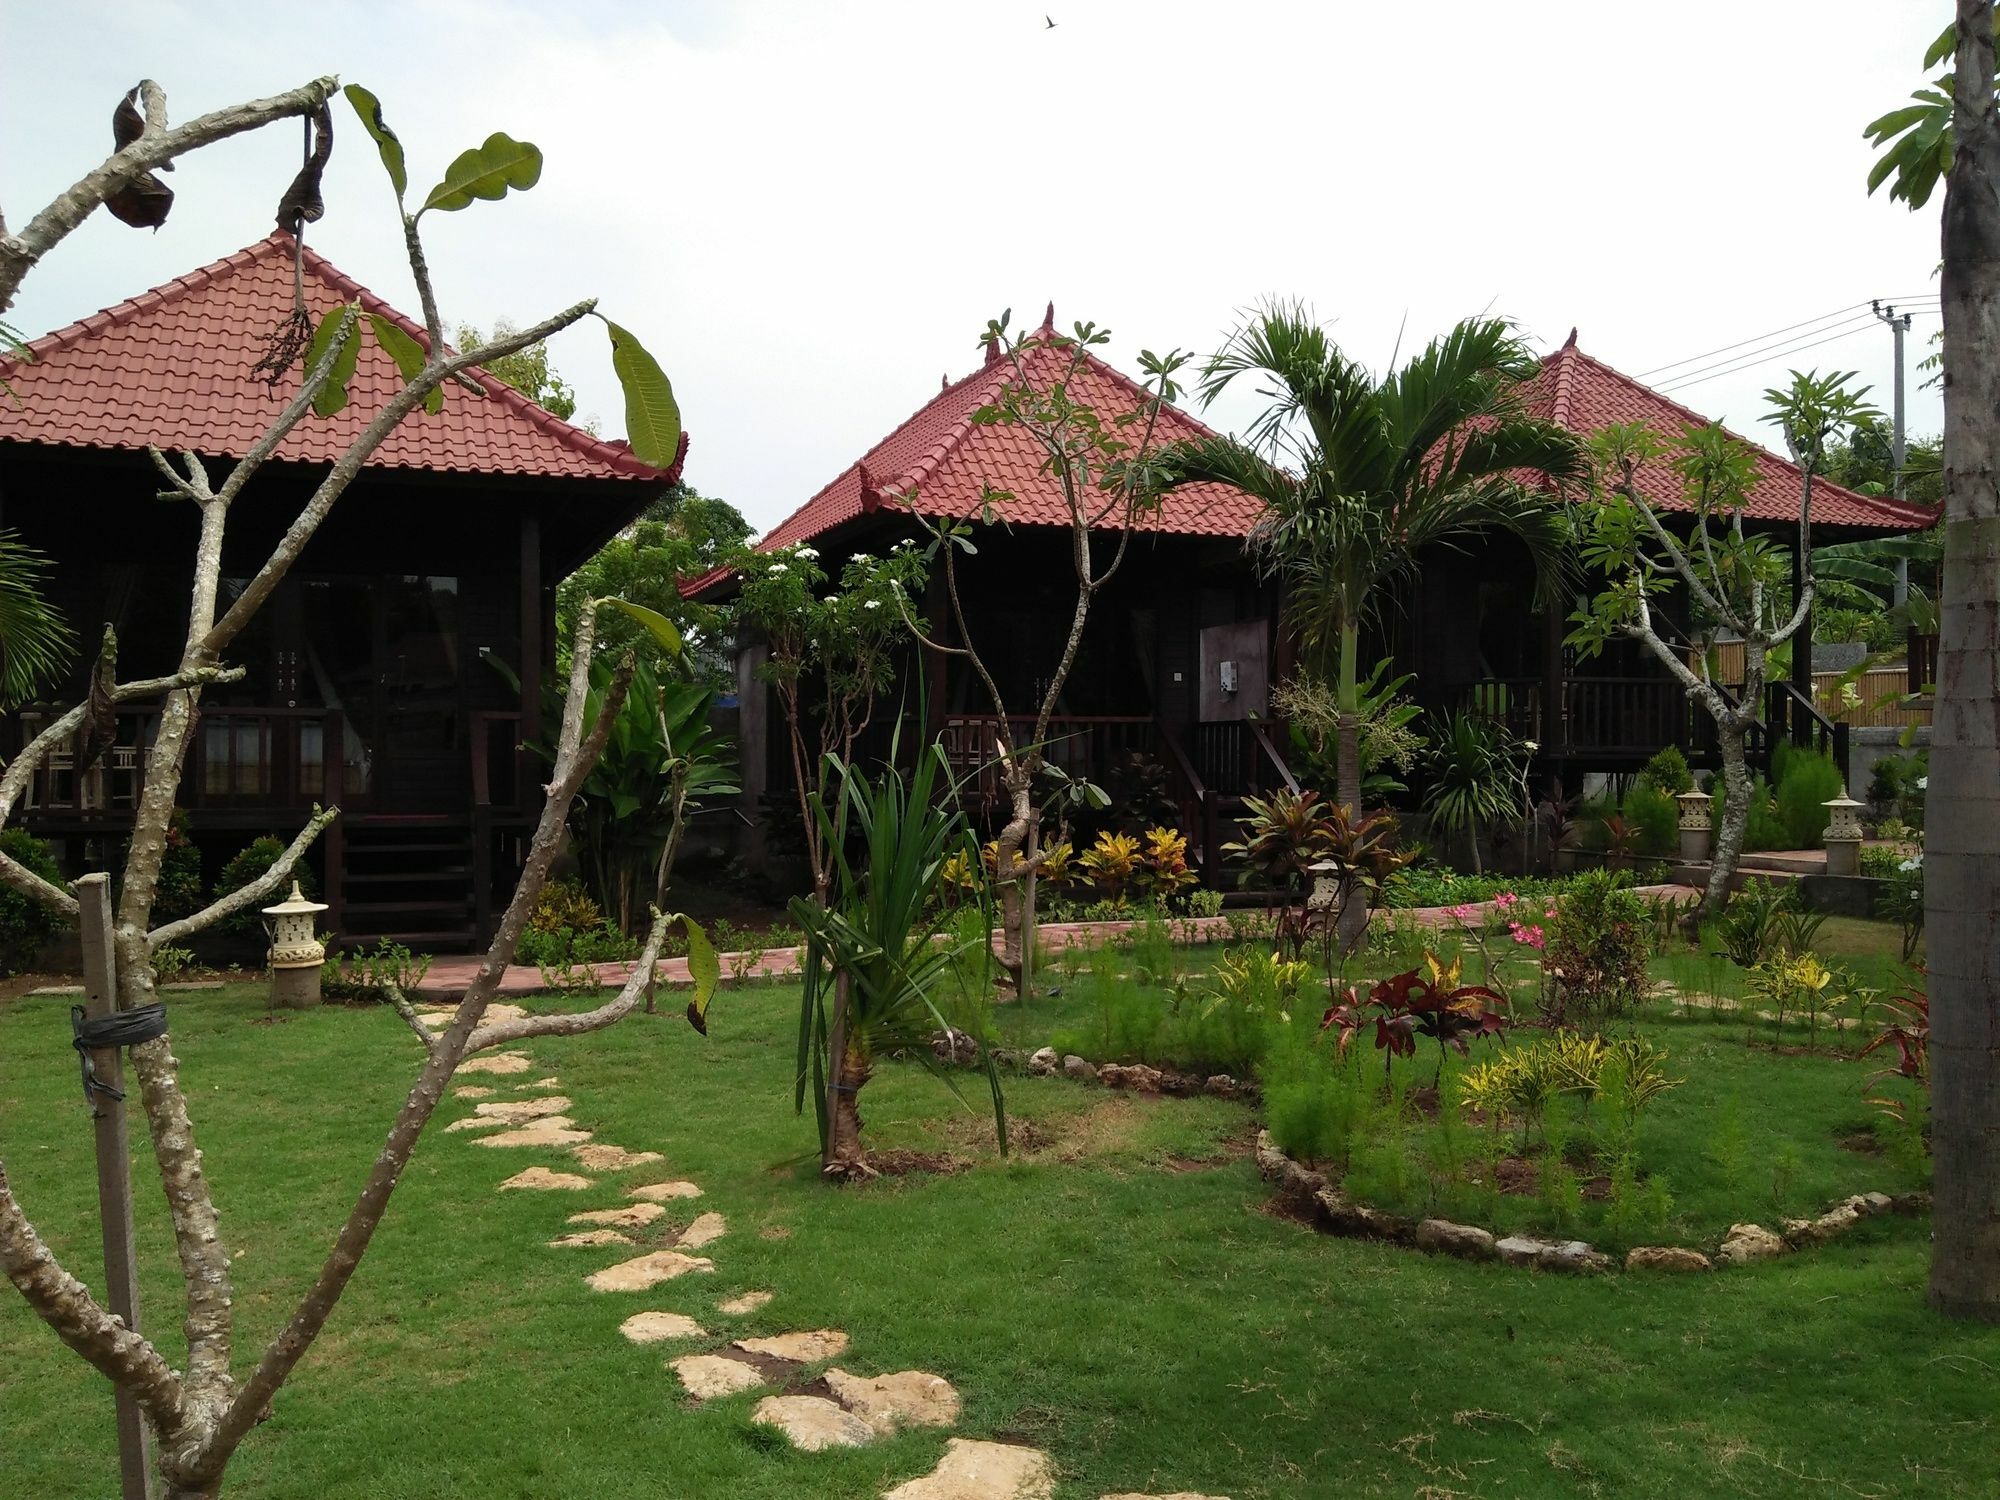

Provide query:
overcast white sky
left=3, top=1, right=1949, bottom=534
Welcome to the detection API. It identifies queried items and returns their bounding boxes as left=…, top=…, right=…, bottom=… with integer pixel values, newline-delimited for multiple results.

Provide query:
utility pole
left=1872, top=299, right=1914, bottom=603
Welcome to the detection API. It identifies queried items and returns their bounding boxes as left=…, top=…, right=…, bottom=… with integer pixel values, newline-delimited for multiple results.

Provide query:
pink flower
left=1544, top=907, right=1558, bottom=920
left=1449, top=903, right=1479, bottom=923
left=1493, top=892, right=1519, bottom=911
left=1508, top=921, right=1546, bottom=950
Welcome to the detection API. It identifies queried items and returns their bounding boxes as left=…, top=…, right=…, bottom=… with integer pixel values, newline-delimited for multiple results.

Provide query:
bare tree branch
left=147, top=806, right=339, bottom=948
left=0, top=1162, right=184, bottom=1429
left=382, top=982, right=440, bottom=1056
left=0, top=75, right=338, bottom=315
left=466, top=909, right=673, bottom=1054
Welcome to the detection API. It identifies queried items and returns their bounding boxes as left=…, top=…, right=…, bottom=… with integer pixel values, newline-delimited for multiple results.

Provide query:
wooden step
left=340, top=898, right=473, bottom=916
left=344, top=867, right=470, bottom=884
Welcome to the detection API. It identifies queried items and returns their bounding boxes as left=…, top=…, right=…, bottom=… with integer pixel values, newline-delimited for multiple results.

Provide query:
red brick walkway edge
left=410, top=886, right=1700, bottom=999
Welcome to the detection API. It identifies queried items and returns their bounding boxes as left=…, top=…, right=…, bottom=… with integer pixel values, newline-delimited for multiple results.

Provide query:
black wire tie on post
left=71, top=1003, right=169, bottom=1108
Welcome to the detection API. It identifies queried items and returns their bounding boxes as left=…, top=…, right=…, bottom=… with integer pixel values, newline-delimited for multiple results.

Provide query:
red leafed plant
left=1859, top=969, right=1929, bottom=1123
left=1320, top=951, right=1509, bottom=1081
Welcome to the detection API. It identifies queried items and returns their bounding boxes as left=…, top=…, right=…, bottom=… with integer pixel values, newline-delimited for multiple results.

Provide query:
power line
left=1636, top=298, right=1941, bottom=383
left=1635, top=302, right=1876, bottom=379
left=1648, top=312, right=1881, bottom=390
left=1654, top=314, right=1938, bottom=395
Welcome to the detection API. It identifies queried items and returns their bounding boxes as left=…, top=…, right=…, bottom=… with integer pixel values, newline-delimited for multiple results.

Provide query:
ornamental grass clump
left=1539, top=870, right=1651, bottom=1029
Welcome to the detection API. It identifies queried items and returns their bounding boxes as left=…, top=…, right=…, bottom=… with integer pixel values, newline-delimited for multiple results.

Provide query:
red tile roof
left=754, top=307, right=1261, bottom=556
left=733, top=326, right=1928, bottom=578
left=0, top=232, right=680, bottom=484
left=1525, top=334, right=1933, bottom=532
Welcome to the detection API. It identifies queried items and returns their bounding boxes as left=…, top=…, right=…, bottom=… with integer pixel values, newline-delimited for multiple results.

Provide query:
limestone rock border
left=1254, top=1130, right=1928, bottom=1276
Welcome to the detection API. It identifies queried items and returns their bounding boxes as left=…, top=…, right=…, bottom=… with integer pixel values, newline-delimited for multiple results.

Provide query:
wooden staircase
left=335, top=815, right=478, bottom=951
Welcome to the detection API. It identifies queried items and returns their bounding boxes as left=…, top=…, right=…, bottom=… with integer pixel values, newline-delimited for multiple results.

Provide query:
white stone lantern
left=1822, top=793, right=1865, bottom=877
left=1306, top=857, right=1343, bottom=913
left=1676, top=789, right=1712, bottom=865
left=263, top=880, right=329, bottom=1008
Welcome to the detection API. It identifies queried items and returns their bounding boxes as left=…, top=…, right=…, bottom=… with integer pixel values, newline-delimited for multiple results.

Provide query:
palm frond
left=0, top=529, right=75, bottom=708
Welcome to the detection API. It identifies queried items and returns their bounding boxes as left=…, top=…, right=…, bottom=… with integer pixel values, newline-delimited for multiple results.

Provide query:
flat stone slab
left=27, top=984, right=84, bottom=996
left=752, top=1394, right=877, bottom=1451
left=472, top=1117, right=592, bottom=1149
left=884, top=1438, right=1055, bottom=1500
left=735, top=1329, right=848, bottom=1363
left=161, top=980, right=224, bottom=991
left=618, top=1310, right=706, bottom=1344
left=630, top=1180, right=703, bottom=1202
left=548, top=1229, right=632, bottom=1248
left=472, top=1094, right=573, bottom=1123
left=671, top=1352, right=766, bottom=1399
left=717, top=1290, right=772, bottom=1315
left=498, top=1166, right=594, bottom=1192
left=569, top=1202, right=667, bottom=1229
left=419, top=1001, right=531, bottom=1029
left=458, top=1051, right=534, bottom=1076
left=676, top=1211, right=728, bottom=1250
left=454, top=1085, right=498, bottom=1100
left=527, top=1076, right=562, bottom=1088
left=825, top=1368, right=961, bottom=1434
left=444, top=1114, right=511, bottom=1133
left=586, top=1251, right=715, bottom=1293
left=570, top=1143, right=662, bottom=1171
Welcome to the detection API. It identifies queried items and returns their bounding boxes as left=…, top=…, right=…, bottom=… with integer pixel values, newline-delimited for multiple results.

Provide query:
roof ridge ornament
left=1563, top=327, right=1578, bottom=349
left=1040, top=301, right=1055, bottom=331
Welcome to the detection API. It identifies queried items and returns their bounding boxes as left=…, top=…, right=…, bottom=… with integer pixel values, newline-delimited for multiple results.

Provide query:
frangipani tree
left=1568, top=370, right=1876, bottom=919
left=0, top=78, right=708, bottom=1498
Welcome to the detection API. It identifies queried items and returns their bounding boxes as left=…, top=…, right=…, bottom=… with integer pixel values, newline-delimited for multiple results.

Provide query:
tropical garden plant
left=790, top=738, right=1005, bottom=1179
left=1567, top=370, right=1877, bottom=919
left=1155, top=304, right=1581, bottom=948
left=0, top=529, right=73, bottom=708
left=1420, top=709, right=1526, bottom=874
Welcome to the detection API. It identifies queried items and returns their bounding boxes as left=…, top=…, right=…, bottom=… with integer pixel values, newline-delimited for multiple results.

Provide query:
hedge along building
left=692, top=315, right=1932, bottom=878
left=0, top=232, right=686, bottom=949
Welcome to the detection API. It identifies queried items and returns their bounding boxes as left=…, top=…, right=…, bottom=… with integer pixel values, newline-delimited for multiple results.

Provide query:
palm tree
left=0, top=529, right=73, bottom=709
left=1158, top=307, right=1581, bottom=937
left=1870, top=0, right=2000, bottom=1323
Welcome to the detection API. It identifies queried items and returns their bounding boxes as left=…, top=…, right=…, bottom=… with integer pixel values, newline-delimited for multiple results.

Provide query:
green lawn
left=3, top=970, right=1996, bottom=1499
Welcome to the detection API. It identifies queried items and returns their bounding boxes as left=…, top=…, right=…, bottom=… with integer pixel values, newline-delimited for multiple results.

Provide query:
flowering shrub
left=1539, top=871, right=1651, bottom=1029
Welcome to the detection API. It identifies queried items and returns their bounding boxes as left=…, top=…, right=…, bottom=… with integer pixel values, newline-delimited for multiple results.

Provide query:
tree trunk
left=993, top=771, right=1034, bottom=995
left=1931, top=0, right=2000, bottom=1322
left=1331, top=705, right=1370, bottom=954
left=824, top=1037, right=873, bottom=1180
left=1703, top=722, right=1751, bottom=919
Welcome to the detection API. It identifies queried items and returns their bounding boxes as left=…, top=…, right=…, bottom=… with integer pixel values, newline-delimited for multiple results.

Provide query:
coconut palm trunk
left=1929, top=0, right=2000, bottom=1323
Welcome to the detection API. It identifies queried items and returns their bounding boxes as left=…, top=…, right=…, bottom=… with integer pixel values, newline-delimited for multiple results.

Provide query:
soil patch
left=1837, top=1130, right=1886, bottom=1157
left=867, top=1149, right=969, bottom=1179
left=1492, top=1156, right=1539, bottom=1196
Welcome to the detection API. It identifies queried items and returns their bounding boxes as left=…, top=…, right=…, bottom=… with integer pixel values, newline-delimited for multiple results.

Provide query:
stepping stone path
left=572, top=1143, right=663, bottom=1171
left=569, top=1202, right=666, bottom=1229
left=671, top=1352, right=769, bottom=1399
left=884, top=1440, right=1054, bottom=1500
left=630, top=1180, right=703, bottom=1202
left=620, top=1310, right=706, bottom=1344
left=752, top=1394, right=877, bottom=1451
left=549, top=1229, right=632, bottom=1248
left=499, top=1166, right=593, bottom=1191
left=458, top=1050, right=533, bottom=1076
left=675, top=1211, right=728, bottom=1250
left=586, top=1250, right=715, bottom=1292
left=737, top=1328, right=848, bottom=1362
left=453, top=1046, right=1187, bottom=1499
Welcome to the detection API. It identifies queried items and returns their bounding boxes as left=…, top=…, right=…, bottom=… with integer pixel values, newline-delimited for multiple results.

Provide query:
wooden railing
left=939, top=714, right=1158, bottom=800
left=15, top=705, right=342, bottom=816
left=1189, top=719, right=1297, bottom=800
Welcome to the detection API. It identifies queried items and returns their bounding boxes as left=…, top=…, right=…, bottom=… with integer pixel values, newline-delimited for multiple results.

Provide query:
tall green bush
left=1623, top=783, right=1680, bottom=856
left=214, top=837, right=318, bottom=935
left=0, top=828, right=63, bottom=974
left=1637, top=745, right=1694, bottom=796
left=1773, top=745, right=1846, bottom=848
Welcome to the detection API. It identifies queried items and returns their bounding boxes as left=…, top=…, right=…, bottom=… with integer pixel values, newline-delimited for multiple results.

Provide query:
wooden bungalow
left=0, top=233, right=686, bottom=948
left=692, top=313, right=1931, bottom=876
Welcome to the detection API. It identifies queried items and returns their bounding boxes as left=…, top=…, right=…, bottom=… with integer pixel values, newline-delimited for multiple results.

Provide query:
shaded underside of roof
left=0, top=232, right=679, bottom=484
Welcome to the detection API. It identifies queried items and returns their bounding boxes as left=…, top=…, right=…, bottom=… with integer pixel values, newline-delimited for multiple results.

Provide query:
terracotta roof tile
left=1522, top=338, right=1932, bottom=532
left=0, top=232, right=680, bottom=484
left=741, top=333, right=1928, bottom=572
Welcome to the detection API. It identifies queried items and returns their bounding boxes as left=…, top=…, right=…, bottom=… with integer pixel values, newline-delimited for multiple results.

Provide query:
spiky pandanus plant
left=790, top=738, right=1006, bottom=1179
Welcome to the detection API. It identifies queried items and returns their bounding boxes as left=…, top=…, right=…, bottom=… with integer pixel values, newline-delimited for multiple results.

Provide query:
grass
left=3, top=957, right=1997, bottom=1499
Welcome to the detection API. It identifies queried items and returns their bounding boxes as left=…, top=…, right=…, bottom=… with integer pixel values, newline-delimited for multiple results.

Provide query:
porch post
left=519, top=512, right=543, bottom=750
left=1540, top=598, right=1566, bottom=758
